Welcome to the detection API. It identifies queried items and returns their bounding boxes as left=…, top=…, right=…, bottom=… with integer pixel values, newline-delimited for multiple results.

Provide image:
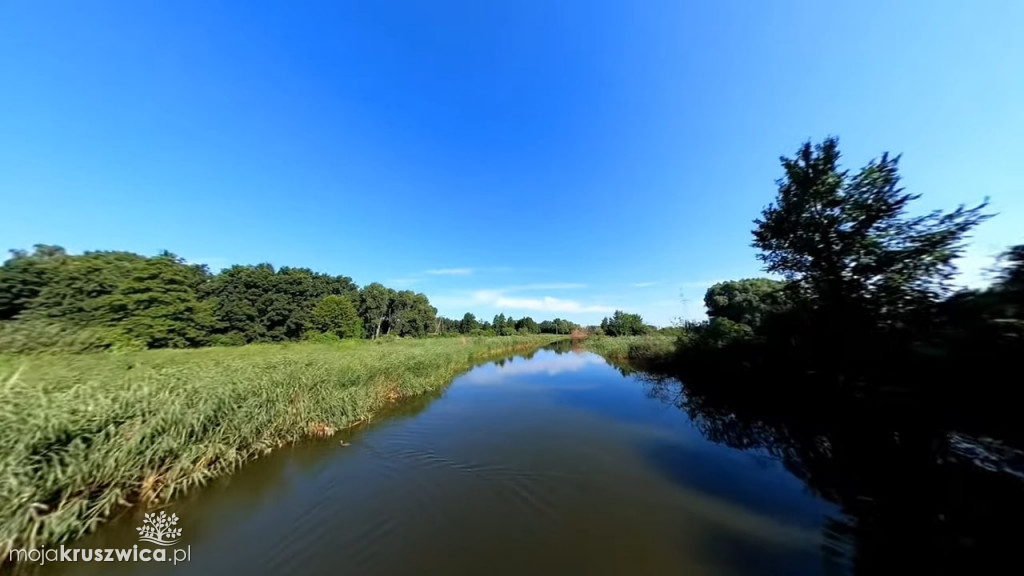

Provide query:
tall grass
left=582, top=335, right=677, bottom=368
left=0, top=336, right=559, bottom=557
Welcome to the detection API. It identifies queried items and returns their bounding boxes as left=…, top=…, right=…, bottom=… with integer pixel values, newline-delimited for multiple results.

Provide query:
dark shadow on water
left=638, top=436, right=828, bottom=530
left=636, top=363, right=1024, bottom=575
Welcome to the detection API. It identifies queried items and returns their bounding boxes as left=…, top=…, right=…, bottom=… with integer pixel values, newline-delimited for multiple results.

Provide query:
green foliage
left=302, top=330, right=341, bottom=343
left=388, top=290, right=437, bottom=337
left=752, top=137, right=990, bottom=324
left=704, top=278, right=788, bottom=328
left=359, top=282, right=391, bottom=339
left=1, top=249, right=214, bottom=349
left=492, top=313, right=508, bottom=335
left=0, top=245, right=67, bottom=321
left=538, top=318, right=578, bottom=334
left=581, top=335, right=676, bottom=368
left=459, top=312, right=479, bottom=334
left=203, top=263, right=357, bottom=343
left=678, top=318, right=754, bottom=349
left=0, top=320, right=119, bottom=354
left=312, top=295, right=363, bottom=339
left=514, top=316, right=539, bottom=334
left=91, top=253, right=217, bottom=348
left=600, top=310, right=648, bottom=336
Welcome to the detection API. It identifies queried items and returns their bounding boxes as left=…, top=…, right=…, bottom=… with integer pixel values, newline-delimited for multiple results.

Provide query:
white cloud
left=425, top=267, right=474, bottom=276
left=472, top=290, right=615, bottom=314
left=505, top=283, right=587, bottom=291
left=631, top=281, right=659, bottom=288
left=386, top=277, right=422, bottom=287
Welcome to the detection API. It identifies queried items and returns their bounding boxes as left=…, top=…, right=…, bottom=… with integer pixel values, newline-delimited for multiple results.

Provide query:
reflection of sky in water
left=44, top=347, right=843, bottom=576
left=459, top=351, right=607, bottom=385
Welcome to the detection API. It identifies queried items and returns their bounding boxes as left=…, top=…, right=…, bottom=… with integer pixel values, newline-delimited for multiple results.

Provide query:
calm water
left=27, top=344, right=1022, bottom=575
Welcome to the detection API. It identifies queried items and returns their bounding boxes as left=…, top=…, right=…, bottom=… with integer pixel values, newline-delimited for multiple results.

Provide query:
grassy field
left=0, top=335, right=560, bottom=556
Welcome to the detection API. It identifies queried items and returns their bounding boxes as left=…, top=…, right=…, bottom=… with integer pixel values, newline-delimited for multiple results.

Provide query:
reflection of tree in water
left=545, top=340, right=576, bottom=354
left=641, top=369, right=1024, bottom=574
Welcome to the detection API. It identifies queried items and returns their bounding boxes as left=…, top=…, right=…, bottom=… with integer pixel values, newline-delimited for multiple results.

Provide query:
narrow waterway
left=34, top=345, right=849, bottom=575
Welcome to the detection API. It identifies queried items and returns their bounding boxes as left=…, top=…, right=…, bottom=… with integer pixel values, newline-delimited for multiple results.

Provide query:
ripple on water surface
left=31, top=349, right=844, bottom=576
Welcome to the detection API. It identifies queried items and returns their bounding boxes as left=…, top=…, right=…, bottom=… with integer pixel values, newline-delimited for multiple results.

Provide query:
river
left=26, top=343, right=1023, bottom=575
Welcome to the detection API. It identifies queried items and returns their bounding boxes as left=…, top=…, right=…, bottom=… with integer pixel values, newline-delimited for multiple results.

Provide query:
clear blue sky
left=1, top=1, right=1021, bottom=325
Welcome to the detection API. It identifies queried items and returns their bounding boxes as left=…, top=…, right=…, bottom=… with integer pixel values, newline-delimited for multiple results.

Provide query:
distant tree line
left=452, top=312, right=579, bottom=337
left=0, top=248, right=580, bottom=351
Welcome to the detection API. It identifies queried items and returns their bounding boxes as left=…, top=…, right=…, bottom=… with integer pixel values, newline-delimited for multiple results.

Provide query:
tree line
left=655, top=136, right=1022, bottom=417
left=0, top=249, right=583, bottom=351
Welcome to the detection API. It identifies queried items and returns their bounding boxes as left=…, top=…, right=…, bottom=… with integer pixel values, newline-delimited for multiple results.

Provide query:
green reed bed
left=0, top=336, right=560, bottom=556
left=582, top=335, right=677, bottom=368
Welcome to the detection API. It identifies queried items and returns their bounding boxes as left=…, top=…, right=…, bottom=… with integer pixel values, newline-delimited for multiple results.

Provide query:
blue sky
left=1, top=1, right=1022, bottom=325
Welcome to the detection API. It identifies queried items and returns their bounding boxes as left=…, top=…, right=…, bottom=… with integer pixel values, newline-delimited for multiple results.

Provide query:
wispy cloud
left=506, top=282, right=587, bottom=291
left=386, top=277, right=422, bottom=287
left=425, top=267, right=474, bottom=276
left=472, top=290, right=614, bottom=314
left=631, top=281, right=659, bottom=288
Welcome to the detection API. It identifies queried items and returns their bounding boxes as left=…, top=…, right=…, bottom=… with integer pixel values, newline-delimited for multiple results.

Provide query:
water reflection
left=467, top=352, right=606, bottom=384
left=31, top=347, right=854, bottom=576
left=641, top=370, right=1024, bottom=574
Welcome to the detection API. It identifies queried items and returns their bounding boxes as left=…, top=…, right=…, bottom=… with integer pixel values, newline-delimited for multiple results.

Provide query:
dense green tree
left=752, top=137, right=990, bottom=324
left=202, top=264, right=357, bottom=342
left=600, top=310, right=647, bottom=336
left=1, top=243, right=603, bottom=351
left=359, top=283, right=391, bottom=339
left=459, top=312, right=479, bottom=334
left=1, top=248, right=214, bottom=348
left=434, top=316, right=460, bottom=334
left=515, top=316, right=539, bottom=334
left=492, top=313, right=507, bottom=335
left=90, top=252, right=216, bottom=348
left=312, top=295, right=363, bottom=338
left=538, top=318, right=578, bottom=334
left=387, top=291, right=436, bottom=337
left=0, top=245, right=68, bottom=320
left=704, top=278, right=788, bottom=328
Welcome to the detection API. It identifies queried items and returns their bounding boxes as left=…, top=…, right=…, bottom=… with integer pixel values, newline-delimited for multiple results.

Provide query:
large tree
left=0, top=245, right=68, bottom=320
left=387, top=291, right=436, bottom=337
left=704, top=278, right=788, bottom=328
left=515, top=316, right=539, bottom=334
left=459, top=312, right=479, bottom=334
left=359, top=283, right=391, bottom=339
left=752, top=137, right=989, bottom=323
left=600, top=310, right=647, bottom=336
left=312, top=295, right=363, bottom=339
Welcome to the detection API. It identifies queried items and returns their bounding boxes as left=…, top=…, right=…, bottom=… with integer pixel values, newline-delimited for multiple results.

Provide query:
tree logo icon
left=136, top=511, right=183, bottom=546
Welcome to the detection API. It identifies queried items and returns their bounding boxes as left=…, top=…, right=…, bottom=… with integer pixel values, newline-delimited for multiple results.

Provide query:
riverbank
left=581, top=335, right=676, bottom=369
left=0, top=335, right=561, bottom=557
